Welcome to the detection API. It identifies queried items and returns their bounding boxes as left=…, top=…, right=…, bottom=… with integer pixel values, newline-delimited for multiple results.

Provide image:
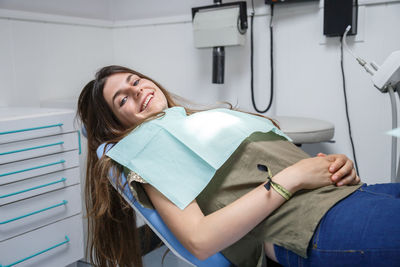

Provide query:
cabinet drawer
left=0, top=184, right=81, bottom=241
left=0, top=132, right=79, bottom=165
left=0, top=215, right=84, bottom=267
left=0, top=167, right=80, bottom=205
left=0, top=150, right=78, bottom=185
left=0, top=108, right=75, bottom=144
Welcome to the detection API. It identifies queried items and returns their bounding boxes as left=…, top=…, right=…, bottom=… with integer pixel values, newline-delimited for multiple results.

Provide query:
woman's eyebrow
left=126, top=74, right=133, bottom=84
left=111, top=74, right=134, bottom=107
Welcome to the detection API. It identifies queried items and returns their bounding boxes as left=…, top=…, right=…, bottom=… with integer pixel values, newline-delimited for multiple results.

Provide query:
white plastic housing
left=193, top=7, right=245, bottom=48
left=372, top=50, right=400, bottom=91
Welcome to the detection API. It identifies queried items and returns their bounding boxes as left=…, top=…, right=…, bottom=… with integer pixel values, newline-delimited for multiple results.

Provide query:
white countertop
left=273, top=115, right=335, bottom=144
left=0, top=107, right=74, bottom=122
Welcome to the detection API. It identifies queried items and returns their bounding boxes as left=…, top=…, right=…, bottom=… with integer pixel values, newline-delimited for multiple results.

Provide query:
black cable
left=250, top=2, right=274, bottom=113
left=340, top=36, right=359, bottom=176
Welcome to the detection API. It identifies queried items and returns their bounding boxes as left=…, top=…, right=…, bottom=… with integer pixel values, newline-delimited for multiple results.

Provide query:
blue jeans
left=274, top=183, right=400, bottom=267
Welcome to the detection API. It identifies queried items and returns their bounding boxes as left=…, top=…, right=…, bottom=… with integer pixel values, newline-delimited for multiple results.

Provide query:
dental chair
left=96, top=143, right=232, bottom=267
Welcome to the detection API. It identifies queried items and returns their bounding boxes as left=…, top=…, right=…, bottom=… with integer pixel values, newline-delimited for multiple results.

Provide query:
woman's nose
left=133, top=84, right=143, bottom=98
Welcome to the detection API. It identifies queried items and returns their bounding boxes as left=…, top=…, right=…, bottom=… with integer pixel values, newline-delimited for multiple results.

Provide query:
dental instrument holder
left=192, top=1, right=248, bottom=84
left=343, top=26, right=400, bottom=182
left=371, top=51, right=400, bottom=94
left=365, top=52, right=400, bottom=182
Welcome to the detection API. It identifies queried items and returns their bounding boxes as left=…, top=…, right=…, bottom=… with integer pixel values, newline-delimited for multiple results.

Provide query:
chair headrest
left=96, top=143, right=114, bottom=159
left=81, top=125, right=88, bottom=138
left=96, top=142, right=126, bottom=188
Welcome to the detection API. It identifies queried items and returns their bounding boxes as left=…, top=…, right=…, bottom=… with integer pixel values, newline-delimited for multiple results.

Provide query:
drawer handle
left=0, top=178, right=67, bottom=199
left=0, top=160, right=65, bottom=177
left=0, top=200, right=68, bottom=225
left=0, top=236, right=70, bottom=267
left=0, top=123, right=63, bottom=135
left=78, top=130, right=82, bottom=155
left=0, top=141, right=65, bottom=156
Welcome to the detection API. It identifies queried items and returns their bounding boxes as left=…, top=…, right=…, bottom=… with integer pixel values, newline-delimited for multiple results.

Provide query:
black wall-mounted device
left=265, top=0, right=318, bottom=4
left=324, top=0, right=358, bottom=37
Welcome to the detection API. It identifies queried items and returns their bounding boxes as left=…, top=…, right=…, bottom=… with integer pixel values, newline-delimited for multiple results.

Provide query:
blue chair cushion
left=97, top=143, right=231, bottom=267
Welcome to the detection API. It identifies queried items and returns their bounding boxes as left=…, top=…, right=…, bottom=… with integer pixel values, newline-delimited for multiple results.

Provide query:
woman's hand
left=273, top=157, right=335, bottom=193
left=317, top=153, right=361, bottom=186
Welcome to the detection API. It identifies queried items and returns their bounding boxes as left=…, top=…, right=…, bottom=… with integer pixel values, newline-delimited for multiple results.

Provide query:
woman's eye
left=133, top=79, right=140, bottom=86
left=120, top=96, right=128, bottom=107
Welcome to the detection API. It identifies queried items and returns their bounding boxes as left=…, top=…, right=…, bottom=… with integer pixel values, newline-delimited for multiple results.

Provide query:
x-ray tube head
left=213, top=47, right=225, bottom=84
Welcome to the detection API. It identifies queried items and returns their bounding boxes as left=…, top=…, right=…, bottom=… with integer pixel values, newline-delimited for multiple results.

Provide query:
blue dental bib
left=106, top=106, right=290, bottom=209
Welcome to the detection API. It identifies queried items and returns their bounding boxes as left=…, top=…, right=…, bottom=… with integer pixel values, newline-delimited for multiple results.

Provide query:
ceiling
left=0, top=0, right=264, bottom=21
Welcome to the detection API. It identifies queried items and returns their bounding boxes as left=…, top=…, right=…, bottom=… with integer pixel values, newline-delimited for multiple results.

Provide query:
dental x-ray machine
left=192, top=1, right=248, bottom=84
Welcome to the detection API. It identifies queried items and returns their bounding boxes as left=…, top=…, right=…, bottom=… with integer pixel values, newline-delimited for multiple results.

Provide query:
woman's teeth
left=142, top=94, right=153, bottom=111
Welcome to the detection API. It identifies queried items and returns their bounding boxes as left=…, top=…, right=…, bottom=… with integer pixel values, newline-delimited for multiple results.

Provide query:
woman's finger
left=351, top=175, right=361, bottom=185
left=336, top=169, right=357, bottom=186
left=331, top=159, right=354, bottom=182
left=327, top=154, right=349, bottom=173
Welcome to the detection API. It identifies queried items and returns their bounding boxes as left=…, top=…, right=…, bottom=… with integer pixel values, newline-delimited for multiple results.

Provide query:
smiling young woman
left=78, top=65, right=399, bottom=267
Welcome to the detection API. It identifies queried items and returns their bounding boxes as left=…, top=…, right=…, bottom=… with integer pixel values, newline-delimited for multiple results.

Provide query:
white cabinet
left=0, top=107, right=84, bottom=267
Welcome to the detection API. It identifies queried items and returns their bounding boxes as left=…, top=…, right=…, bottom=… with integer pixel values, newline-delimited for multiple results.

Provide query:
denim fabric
left=274, top=183, right=400, bottom=267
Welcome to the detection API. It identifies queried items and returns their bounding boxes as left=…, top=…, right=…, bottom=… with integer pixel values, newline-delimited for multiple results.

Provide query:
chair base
left=266, top=256, right=283, bottom=267
left=140, top=225, right=163, bottom=255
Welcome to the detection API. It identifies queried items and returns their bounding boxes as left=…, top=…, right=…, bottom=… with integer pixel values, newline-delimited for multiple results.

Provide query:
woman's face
left=103, top=72, right=168, bottom=127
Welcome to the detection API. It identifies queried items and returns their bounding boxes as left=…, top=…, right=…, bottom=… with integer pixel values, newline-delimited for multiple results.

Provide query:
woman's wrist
left=272, top=169, right=302, bottom=195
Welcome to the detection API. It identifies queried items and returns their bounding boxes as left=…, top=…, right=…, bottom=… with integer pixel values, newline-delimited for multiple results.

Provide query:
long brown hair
left=77, top=65, right=279, bottom=267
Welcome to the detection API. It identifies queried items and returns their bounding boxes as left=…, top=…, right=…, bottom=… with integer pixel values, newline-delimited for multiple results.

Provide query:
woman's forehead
left=105, top=73, right=138, bottom=90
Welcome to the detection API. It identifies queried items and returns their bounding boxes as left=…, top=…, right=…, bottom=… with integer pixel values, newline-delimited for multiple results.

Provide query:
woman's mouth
left=141, top=94, right=154, bottom=112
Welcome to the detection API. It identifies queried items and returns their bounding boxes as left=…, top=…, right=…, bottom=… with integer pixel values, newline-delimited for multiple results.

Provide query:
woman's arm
left=143, top=156, right=334, bottom=260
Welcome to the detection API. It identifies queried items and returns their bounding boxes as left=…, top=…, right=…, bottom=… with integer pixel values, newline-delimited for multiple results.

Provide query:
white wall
left=0, top=14, right=114, bottom=107
left=112, top=2, right=400, bottom=184
left=0, top=0, right=111, bottom=20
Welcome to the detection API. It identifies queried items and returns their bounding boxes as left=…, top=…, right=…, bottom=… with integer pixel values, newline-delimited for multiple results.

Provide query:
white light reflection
left=183, top=111, right=241, bottom=144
